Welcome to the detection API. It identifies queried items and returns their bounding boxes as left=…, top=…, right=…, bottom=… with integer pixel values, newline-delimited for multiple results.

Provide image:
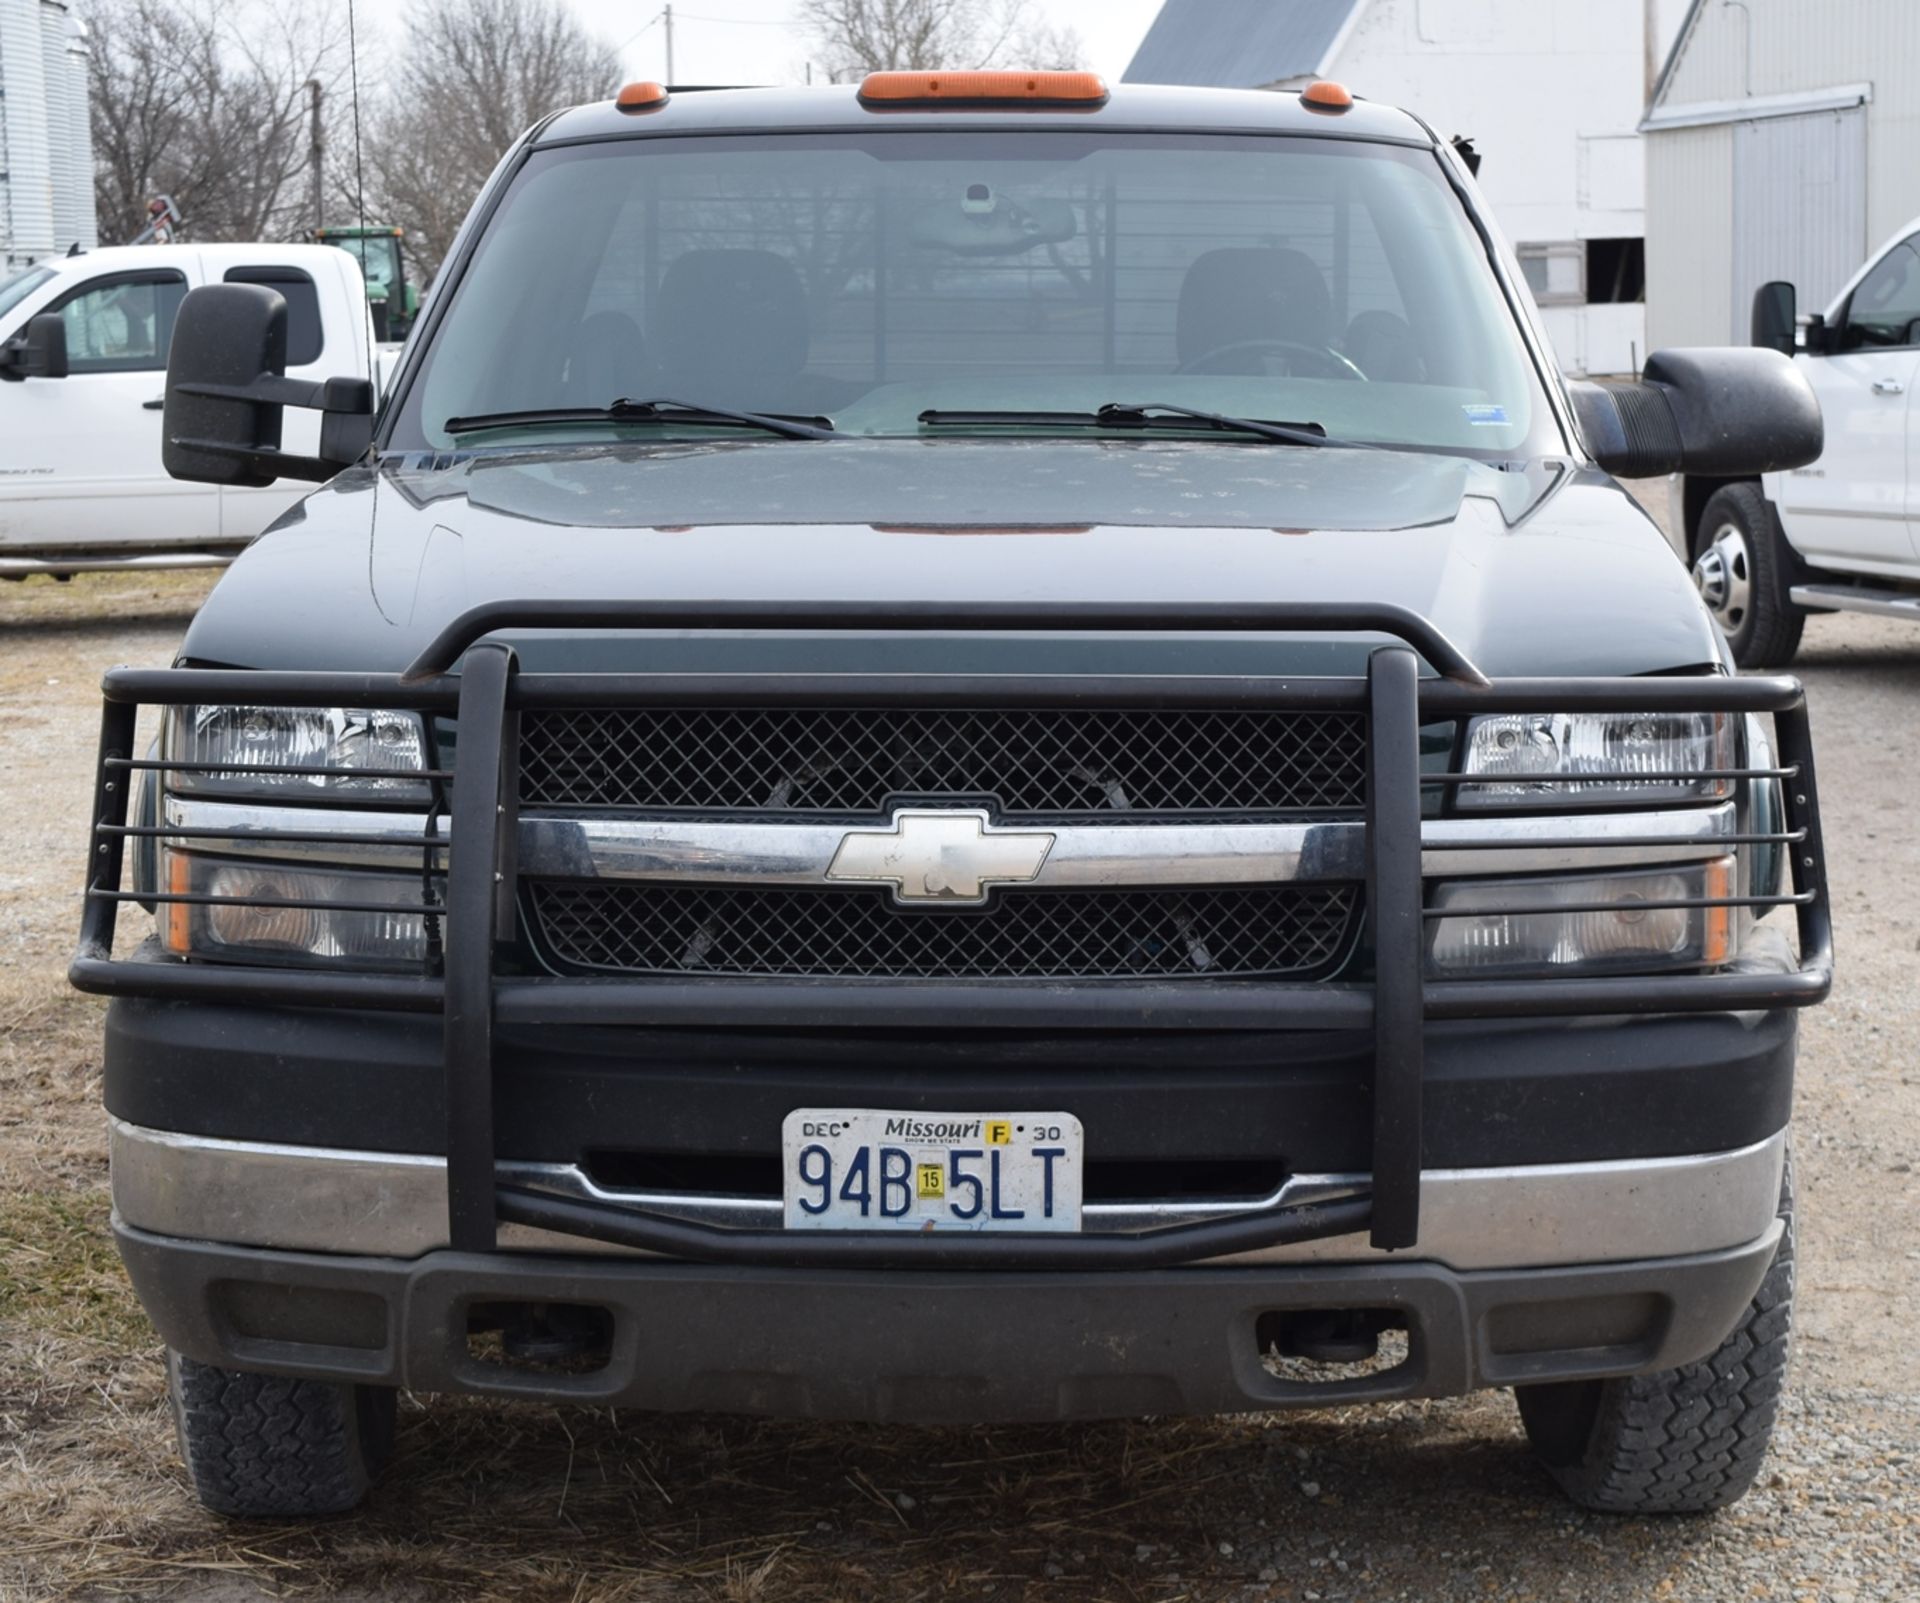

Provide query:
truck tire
left=1691, top=482, right=1804, bottom=668
left=168, top=1349, right=396, bottom=1517
left=1515, top=1161, right=1794, bottom=1514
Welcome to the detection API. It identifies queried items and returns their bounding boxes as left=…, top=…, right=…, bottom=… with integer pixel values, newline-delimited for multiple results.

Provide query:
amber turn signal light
left=616, top=81, right=669, bottom=112
left=1300, top=80, right=1353, bottom=112
left=859, top=70, right=1109, bottom=105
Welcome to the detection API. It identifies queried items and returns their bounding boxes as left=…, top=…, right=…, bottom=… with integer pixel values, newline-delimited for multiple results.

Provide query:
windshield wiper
left=917, top=402, right=1342, bottom=448
left=444, top=397, right=837, bottom=441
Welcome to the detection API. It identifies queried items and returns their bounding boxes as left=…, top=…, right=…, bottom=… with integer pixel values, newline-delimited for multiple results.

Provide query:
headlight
left=1427, top=858, right=1735, bottom=978
left=166, top=705, right=430, bottom=801
left=1457, top=712, right=1734, bottom=808
left=161, top=851, right=433, bottom=969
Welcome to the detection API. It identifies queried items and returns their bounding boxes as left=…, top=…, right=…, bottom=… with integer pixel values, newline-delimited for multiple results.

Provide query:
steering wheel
left=1175, top=338, right=1368, bottom=381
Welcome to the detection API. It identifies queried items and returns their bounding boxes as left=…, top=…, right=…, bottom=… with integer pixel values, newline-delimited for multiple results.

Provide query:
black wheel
left=1691, top=482, right=1804, bottom=668
left=1516, top=1160, right=1794, bottom=1514
left=168, top=1349, right=396, bottom=1517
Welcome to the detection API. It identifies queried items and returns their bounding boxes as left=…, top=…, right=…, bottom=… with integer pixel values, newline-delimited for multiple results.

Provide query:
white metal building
left=1124, top=0, right=1690, bottom=375
left=1642, top=0, right=1920, bottom=350
left=0, top=0, right=97, bottom=271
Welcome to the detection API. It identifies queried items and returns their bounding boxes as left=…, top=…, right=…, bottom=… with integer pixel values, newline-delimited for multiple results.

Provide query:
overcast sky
left=561, top=0, right=1166, bottom=86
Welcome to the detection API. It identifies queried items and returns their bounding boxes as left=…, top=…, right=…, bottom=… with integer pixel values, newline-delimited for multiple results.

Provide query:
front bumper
left=115, top=1217, right=1785, bottom=1420
left=110, top=1117, right=1789, bottom=1270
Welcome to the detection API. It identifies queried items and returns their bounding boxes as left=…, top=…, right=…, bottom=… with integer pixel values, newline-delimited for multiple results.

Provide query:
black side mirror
left=1752, top=280, right=1797, bottom=355
left=162, top=282, right=374, bottom=486
left=0, top=313, right=70, bottom=381
left=1569, top=347, right=1823, bottom=478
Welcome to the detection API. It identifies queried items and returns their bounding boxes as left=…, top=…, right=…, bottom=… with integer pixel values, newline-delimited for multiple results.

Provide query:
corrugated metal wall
left=0, top=0, right=56, bottom=265
left=1647, top=0, right=1920, bottom=345
left=1646, top=122, right=1733, bottom=349
left=61, top=8, right=93, bottom=252
left=0, top=0, right=92, bottom=266
left=1732, top=107, right=1867, bottom=341
left=39, top=0, right=79, bottom=254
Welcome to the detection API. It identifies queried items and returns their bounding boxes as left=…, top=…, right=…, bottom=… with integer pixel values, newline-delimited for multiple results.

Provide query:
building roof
left=1122, top=0, right=1366, bottom=89
left=1645, top=0, right=1709, bottom=113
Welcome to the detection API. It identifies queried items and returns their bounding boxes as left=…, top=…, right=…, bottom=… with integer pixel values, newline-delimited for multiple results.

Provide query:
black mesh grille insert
left=528, top=882, right=1360, bottom=981
left=518, top=708, right=1368, bottom=816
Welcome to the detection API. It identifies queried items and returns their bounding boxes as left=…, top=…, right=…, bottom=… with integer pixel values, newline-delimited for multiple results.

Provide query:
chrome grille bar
left=163, top=796, right=1745, bottom=886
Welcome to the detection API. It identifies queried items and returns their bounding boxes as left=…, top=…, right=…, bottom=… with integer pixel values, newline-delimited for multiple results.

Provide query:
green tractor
left=312, top=224, right=420, bottom=342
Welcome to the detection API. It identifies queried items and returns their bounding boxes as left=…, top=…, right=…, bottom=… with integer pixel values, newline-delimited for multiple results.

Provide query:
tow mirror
left=0, top=313, right=70, bottom=381
left=1568, top=347, right=1823, bottom=479
left=1752, top=281, right=1797, bottom=355
left=162, top=282, right=374, bottom=486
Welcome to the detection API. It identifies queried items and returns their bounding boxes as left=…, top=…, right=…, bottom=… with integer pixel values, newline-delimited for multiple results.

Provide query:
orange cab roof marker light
left=858, top=70, right=1109, bottom=106
left=616, top=81, right=669, bottom=113
left=1300, top=79, right=1354, bottom=113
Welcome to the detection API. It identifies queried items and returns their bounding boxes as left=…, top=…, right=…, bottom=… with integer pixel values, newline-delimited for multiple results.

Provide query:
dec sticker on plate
left=781, top=1109, right=1084, bottom=1232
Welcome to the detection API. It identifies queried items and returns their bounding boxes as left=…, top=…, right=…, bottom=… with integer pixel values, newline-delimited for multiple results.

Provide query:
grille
left=518, top=708, right=1368, bottom=816
left=527, top=881, right=1359, bottom=981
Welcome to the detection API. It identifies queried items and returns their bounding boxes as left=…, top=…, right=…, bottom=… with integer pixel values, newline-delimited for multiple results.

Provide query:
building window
left=1585, top=238, right=1645, bottom=304
left=1518, top=240, right=1646, bottom=306
left=1517, top=242, right=1584, bottom=307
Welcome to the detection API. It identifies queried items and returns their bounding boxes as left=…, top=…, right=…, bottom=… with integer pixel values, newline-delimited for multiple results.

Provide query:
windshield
left=0, top=264, right=56, bottom=326
left=392, top=131, right=1555, bottom=457
left=338, top=237, right=395, bottom=293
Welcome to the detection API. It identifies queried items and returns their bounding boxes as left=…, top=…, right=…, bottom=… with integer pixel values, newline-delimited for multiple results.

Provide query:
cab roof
left=534, top=81, right=1434, bottom=149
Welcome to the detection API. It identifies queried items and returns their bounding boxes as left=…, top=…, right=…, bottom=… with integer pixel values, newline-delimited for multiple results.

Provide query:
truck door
left=0, top=265, right=216, bottom=551
left=1776, top=238, right=1920, bottom=572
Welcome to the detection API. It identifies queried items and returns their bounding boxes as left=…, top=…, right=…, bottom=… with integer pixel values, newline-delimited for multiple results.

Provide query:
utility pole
left=664, top=3, right=675, bottom=86
left=307, top=80, right=324, bottom=235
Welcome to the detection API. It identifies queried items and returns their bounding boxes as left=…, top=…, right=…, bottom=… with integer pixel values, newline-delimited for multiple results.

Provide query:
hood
left=182, top=438, right=1720, bottom=680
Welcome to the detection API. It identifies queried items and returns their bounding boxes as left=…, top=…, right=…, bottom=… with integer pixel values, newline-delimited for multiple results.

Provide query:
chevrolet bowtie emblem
left=827, top=809, right=1055, bottom=905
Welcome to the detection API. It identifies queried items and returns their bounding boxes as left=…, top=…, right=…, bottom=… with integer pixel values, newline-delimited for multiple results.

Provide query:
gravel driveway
left=0, top=548, right=1915, bottom=1602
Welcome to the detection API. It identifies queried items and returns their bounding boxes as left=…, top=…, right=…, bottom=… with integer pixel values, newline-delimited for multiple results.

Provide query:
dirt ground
left=0, top=561, right=1916, bottom=1603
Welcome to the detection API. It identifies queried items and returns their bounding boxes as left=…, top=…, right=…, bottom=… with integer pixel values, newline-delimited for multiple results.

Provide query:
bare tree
left=342, top=0, right=621, bottom=278
left=799, top=0, right=1084, bottom=80
left=83, top=0, right=344, bottom=246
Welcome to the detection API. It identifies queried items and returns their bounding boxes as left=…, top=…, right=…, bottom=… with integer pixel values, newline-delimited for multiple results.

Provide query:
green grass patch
left=0, top=1188, right=153, bottom=1350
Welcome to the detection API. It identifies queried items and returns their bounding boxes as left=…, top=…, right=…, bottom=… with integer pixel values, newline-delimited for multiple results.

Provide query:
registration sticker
left=781, top=1109, right=1084, bottom=1232
left=1462, top=403, right=1509, bottom=426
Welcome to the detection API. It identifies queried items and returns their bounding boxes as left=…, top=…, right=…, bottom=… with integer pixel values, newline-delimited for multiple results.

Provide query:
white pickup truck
left=0, top=243, right=388, bottom=577
left=1679, top=220, right=1920, bottom=665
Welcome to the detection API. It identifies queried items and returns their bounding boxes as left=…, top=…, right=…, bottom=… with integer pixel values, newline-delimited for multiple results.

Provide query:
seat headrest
left=653, top=249, right=809, bottom=385
left=1175, top=247, right=1334, bottom=365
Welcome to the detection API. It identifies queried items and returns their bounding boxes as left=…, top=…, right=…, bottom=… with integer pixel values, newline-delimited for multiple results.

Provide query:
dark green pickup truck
left=76, top=73, right=1831, bottom=1519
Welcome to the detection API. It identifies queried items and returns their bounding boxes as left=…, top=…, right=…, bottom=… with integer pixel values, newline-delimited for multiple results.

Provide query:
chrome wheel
left=1692, top=522, right=1753, bottom=635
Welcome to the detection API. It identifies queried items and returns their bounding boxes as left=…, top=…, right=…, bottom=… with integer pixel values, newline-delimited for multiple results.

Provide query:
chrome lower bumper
left=108, top=1118, right=1786, bottom=1271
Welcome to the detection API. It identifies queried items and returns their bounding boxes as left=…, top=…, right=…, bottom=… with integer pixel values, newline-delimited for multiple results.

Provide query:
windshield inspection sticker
left=1462, top=404, right=1509, bottom=426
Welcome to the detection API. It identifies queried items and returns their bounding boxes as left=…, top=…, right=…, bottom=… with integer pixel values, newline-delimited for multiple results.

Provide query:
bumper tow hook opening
left=1259, top=1308, right=1410, bottom=1382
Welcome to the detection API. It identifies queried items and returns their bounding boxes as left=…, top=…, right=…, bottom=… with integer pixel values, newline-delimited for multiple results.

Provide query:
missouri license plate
left=781, top=1109, right=1084, bottom=1231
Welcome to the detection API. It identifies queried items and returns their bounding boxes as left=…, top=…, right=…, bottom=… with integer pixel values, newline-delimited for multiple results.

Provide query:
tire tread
left=1519, top=1163, right=1794, bottom=1514
left=1698, top=481, right=1804, bottom=668
left=169, top=1350, right=392, bottom=1518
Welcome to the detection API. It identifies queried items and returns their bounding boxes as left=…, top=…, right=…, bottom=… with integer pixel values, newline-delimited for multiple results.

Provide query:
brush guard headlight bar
left=69, top=599, right=1833, bottom=1267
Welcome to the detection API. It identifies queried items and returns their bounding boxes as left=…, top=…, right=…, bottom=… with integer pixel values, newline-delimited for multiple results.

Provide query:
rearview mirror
left=1752, top=281, right=1797, bottom=355
left=0, top=312, right=69, bottom=381
left=1568, top=347, right=1822, bottom=479
left=162, top=282, right=374, bottom=486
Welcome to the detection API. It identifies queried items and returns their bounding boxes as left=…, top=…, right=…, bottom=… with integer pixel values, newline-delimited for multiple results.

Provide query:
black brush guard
left=72, top=601, right=1833, bottom=1266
